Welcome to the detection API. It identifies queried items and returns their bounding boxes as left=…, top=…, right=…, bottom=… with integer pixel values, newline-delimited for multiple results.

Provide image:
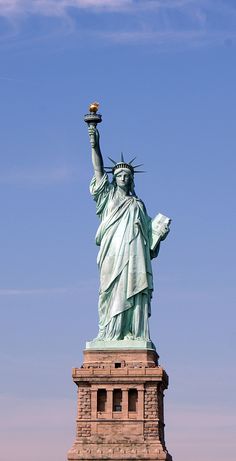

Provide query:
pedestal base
left=67, top=349, right=172, bottom=461
left=86, top=339, right=156, bottom=351
left=68, top=444, right=172, bottom=461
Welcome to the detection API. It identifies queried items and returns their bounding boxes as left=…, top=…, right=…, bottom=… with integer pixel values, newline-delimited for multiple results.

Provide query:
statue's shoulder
left=90, top=173, right=114, bottom=200
left=135, top=196, right=146, bottom=209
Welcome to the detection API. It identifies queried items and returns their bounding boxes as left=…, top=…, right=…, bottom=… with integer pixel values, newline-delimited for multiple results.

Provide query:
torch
left=84, top=102, right=102, bottom=126
left=84, top=102, right=102, bottom=150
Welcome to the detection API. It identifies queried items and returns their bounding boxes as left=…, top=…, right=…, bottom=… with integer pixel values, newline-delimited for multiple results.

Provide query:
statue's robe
left=90, top=174, right=154, bottom=340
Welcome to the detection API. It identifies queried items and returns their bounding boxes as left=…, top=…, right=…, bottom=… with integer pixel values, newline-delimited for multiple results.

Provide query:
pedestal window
left=113, top=389, right=122, bottom=411
left=128, top=388, right=138, bottom=412
left=97, top=389, right=107, bottom=412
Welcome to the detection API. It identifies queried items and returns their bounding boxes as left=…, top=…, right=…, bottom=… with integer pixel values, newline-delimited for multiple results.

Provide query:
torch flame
left=89, top=102, right=99, bottom=114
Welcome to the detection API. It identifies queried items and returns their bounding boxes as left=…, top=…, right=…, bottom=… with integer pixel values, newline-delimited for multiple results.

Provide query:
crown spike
left=133, top=163, right=144, bottom=169
left=121, top=152, right=124, bottom=162
left=108, top=157, right=117, bottom=165
left=129, top=157, right=136, bottom=165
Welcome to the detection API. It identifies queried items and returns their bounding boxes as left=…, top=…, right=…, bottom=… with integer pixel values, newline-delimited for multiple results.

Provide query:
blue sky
left=0, top=1, right=236, bottom=460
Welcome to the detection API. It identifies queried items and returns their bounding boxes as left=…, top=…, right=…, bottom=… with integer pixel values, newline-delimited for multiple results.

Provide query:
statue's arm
left=88, top=126, right=104, bottom=182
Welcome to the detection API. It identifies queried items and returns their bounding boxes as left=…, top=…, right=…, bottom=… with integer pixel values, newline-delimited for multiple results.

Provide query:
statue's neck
left=116, top=186, right=129, bottom=198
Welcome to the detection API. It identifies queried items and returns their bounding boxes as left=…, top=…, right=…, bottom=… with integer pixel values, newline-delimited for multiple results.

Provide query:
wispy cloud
left=0, top=0, right=213, bottom=17
left=0, top=0, right=132, bottom=17
left=0, top=287, right=69, bottom=296
left=0, top=166, right=76, bottom=185
left=0, top=0, right=235, bottom=48
left=0, top=0, right=235, bottom=18
left=0, top=280, right=98, bottom=296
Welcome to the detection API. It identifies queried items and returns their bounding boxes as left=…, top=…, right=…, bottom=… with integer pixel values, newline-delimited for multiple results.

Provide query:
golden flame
left=89, top=102, right=99, bottom=114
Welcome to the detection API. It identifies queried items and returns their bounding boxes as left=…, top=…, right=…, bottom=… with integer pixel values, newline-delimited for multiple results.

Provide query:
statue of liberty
left=85, top=103, right=170, bottom=345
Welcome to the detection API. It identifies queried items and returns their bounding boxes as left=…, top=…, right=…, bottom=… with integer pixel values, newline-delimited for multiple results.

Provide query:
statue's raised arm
left=88, top=125, right=104, bottom=182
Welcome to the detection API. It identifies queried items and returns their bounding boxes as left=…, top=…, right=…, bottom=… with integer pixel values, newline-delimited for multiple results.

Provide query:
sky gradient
left=0, top=1, right=236, bottom=461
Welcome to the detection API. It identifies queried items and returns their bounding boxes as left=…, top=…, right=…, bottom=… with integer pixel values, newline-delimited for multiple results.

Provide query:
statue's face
left=114, top=169, right=132, bottom=190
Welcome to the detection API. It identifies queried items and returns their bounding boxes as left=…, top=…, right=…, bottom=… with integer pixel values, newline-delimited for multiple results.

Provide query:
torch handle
left=88, top=123, right=100, bottom=150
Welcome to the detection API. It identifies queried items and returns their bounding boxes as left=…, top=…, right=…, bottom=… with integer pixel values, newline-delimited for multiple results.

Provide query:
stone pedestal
left=67, top=349, right=172, bottom=461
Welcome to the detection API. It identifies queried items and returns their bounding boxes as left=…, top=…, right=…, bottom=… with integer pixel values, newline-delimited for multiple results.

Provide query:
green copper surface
left=86, top=339, right=156, bottom=351
left=86, top=122, right=170, bottom=349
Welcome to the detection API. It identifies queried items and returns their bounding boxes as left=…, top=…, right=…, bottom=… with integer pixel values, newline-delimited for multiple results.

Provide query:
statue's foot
left=123, top=333, right=135, bottom=340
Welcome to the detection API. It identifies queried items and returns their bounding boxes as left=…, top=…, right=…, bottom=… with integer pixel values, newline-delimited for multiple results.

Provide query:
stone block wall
left=76, top=384, right=91, bottom=438
left=144, top=382, right=159, bottom=439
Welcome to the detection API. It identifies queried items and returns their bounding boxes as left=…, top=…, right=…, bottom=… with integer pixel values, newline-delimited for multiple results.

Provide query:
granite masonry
left=67, top=349, right=172, bottom=461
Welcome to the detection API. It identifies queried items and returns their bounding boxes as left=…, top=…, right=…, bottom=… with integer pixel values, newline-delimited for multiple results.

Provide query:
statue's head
left=107, top=156, right=142, bottom=197
left=113, top=167, right=135, bottom=195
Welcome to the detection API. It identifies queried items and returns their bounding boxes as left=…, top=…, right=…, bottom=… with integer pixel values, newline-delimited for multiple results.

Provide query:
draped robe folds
left=90, top=174, right=154, bottom=341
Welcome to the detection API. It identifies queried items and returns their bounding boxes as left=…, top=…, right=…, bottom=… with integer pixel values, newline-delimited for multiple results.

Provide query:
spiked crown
left=105, top=153, right=144, bottom=175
